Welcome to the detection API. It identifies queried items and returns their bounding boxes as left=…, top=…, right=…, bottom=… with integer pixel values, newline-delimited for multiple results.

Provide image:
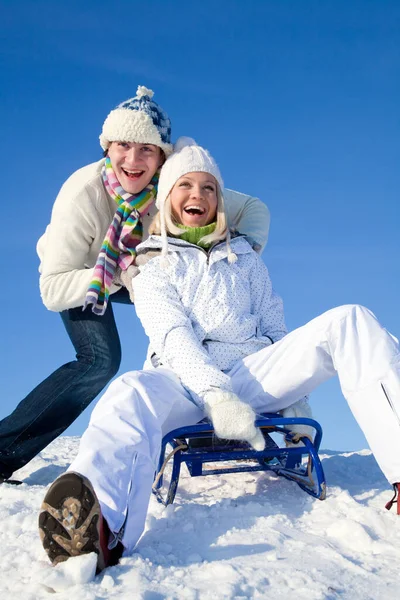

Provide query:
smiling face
left=169, top=172, right=218, bottom=228
left=107, top=141, right=164, bottom=194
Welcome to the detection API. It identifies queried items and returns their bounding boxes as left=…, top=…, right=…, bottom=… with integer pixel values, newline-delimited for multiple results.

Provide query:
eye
left=179, top=181, right=191, bottom=187
left=118, top=142, right=129, bottom=149
left=142, top=145, right=154, bottom=153
left=204, top=184, right=216, bottom=191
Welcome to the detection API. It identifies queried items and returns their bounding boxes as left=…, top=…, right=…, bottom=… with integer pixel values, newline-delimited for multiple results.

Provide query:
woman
left=39, top=138, right=400, bottom=574
left=0, top=89, right=270, bottom=484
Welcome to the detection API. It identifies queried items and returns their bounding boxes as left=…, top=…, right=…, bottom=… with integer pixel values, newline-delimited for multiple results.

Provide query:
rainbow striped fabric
left=84, top=157, right=159, bottom=315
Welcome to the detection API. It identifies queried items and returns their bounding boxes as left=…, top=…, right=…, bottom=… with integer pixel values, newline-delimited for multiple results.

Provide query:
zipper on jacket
left=159, top=241, right=212, bottom=264
left=137, top=234, right=247, bottom=264
left=381, top=382, right=400, bottom=427
left=168, top=236, right=245, bottom=265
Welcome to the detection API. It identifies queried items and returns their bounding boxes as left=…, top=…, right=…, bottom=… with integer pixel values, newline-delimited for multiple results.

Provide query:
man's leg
left=0, top=303, right=122, bottom=479
left=230, top=304, right=400, bottom=483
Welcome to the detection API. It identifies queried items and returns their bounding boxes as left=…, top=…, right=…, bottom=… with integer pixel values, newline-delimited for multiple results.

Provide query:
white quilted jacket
left=132, top=235, right=287, bottom=406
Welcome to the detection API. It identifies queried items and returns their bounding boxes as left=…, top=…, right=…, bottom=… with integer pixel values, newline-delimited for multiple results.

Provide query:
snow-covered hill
left=1, top=437, right=399, bottom=599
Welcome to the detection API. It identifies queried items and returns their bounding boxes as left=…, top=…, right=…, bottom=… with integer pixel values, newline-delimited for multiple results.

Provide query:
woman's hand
left=204, top=390, right=265, bottom=451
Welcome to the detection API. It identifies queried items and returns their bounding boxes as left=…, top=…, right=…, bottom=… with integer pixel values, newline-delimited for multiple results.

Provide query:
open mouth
left=122, top=168, right=144, bottom=181
left=183, top=205, right=206, bottom=216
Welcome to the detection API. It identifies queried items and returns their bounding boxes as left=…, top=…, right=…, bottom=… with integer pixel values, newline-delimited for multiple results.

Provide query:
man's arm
left=224, top=188, right=270, bottom=252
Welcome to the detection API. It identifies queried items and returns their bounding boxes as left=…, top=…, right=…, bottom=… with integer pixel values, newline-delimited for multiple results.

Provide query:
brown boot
left=38, top=472, right=120, bottom=573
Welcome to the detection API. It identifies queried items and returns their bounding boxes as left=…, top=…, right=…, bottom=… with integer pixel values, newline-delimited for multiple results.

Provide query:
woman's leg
left=0, top=303, right=122, bottom=479
left=68, top=367, right=203, bottom=553
left=230, top=304, right=400, bottom=483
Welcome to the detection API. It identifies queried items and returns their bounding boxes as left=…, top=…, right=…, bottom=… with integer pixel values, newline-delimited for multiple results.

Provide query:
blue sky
left=1, top=0, right=399, bottom=451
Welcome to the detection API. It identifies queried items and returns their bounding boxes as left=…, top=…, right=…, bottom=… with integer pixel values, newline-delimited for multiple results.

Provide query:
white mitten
left=120, top=265, right=140, bottom=303
left=280, top=397, right=314, bottom=445
left=204, top=390, right=265, bottom=451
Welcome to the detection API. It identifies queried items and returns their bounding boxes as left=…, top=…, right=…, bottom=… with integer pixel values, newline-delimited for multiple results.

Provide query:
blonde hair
left=150, top=185, right=228, bottom=246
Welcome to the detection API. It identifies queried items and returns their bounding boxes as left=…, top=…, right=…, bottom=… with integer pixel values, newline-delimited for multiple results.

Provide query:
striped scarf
left=84, top=157, right=158, bottom=315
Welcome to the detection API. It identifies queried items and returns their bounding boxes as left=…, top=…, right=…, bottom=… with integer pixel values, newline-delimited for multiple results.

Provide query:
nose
left=190, top=184, right=204, bottom=199
left=125, top=147, right=142, bottom=164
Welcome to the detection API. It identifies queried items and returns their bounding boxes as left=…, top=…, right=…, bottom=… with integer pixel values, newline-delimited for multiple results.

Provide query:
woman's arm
left=132, top=259, right=233, bottom=406
left=223, top=188, right=270, bottom=252
left=133, top=257, right=265, bottom=449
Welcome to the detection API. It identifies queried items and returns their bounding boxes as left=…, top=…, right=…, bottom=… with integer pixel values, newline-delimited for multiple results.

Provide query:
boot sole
left=38, top=472, right=106, bottom=571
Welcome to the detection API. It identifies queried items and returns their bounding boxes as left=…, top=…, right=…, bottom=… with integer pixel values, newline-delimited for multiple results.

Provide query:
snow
left=1, top=437, right=400, bottom=599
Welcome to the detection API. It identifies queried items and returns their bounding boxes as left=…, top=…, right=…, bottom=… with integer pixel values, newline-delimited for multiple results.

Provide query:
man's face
left=107, top=141, right=163, bottom=194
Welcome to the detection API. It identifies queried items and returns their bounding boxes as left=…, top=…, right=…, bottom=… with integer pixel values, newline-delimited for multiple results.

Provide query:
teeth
left=123, top=168, right=143, bottom=175
left=184, top=205, right=205, bottom=214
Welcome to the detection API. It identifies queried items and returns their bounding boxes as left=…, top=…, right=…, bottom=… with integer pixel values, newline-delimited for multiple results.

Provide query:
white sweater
left=37, top=159, right=271, bottom=312
left=133, top=235, right=287, bottom=406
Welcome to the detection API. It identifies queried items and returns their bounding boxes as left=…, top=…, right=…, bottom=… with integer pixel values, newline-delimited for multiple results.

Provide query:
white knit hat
left=99, top=85, right=173, bottom=156
left=156, top=136, right=224, bottom=208
left=157, top=136, right=237, bottom=264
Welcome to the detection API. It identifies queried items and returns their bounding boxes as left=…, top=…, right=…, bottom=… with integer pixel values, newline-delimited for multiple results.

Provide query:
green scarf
left=176, top=222, right=216, bottom=248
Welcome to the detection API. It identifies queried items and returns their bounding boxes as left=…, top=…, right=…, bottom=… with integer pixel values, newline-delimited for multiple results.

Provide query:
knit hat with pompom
left=100, top=85, right=173, bottom=156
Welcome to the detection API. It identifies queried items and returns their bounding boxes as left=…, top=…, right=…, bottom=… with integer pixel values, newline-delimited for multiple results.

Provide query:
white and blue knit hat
left=100, top=85, right=173, bottom=156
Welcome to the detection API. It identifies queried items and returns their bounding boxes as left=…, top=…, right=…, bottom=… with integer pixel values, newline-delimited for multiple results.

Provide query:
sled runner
left=153, top=413, right=326, bottom=505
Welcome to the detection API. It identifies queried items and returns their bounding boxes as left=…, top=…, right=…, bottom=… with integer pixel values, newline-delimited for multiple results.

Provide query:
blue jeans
left=0, top=288, right=132, bottom=479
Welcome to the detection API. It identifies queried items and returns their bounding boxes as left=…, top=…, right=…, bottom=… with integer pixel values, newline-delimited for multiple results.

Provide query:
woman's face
left=108, top=141, right=163, bottom=194
left=170, top=172, right=218, bottom=228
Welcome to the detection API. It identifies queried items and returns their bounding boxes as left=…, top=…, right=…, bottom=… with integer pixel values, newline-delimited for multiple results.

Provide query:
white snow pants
left=69, top=304, right=400, bottom=552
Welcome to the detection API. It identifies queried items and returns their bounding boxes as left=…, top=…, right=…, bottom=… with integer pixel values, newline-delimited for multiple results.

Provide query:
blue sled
left=153, top=413, right=326, bottom=506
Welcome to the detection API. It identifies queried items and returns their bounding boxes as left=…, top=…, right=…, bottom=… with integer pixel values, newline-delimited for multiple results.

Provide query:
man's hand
left=119, top=265, right=140, bottom=303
